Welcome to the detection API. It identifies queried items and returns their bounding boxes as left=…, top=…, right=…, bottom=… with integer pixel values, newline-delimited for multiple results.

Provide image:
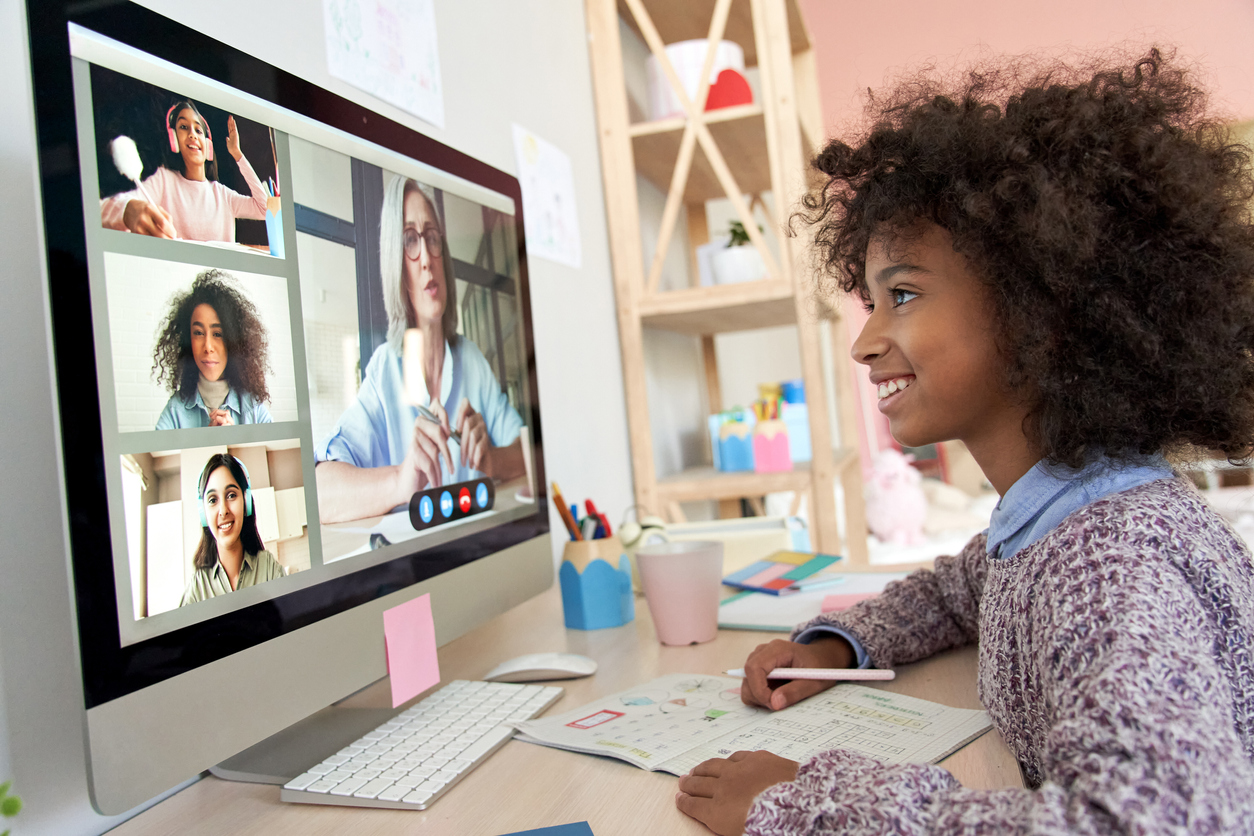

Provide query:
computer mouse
left=483, top=652, right=597, bottom=682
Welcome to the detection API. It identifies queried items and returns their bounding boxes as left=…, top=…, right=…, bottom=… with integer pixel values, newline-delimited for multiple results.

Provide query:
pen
left=723, top=668, right=896, bottom=681
left=551, top=481, right=582, bottom=541
left=785, top=575, right=847, bottom=592
left=415, top=403, right=462, bottom=444
left=580, top=516, right=599, bottom=540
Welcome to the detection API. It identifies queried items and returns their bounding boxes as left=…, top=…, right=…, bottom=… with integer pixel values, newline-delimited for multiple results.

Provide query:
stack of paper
left=718, top=571, right=913, bottom=631
left=513, top=673, right=992, bottom=776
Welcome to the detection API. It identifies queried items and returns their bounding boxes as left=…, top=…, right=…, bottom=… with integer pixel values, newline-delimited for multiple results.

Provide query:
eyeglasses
left=403, top=227, right=442, bottom=261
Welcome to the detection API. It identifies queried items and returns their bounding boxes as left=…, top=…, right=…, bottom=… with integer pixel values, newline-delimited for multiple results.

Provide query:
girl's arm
left=743, top=548, right=1254, bottom=836
left=100, top=169, right=173, bottom=233
left=225, top=154, right=270, bottom=221
left=793, top=533, right=988, bottom=669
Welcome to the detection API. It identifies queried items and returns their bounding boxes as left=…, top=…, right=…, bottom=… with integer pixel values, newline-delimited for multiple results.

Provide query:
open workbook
left=513, top=673, right=993, bottom=776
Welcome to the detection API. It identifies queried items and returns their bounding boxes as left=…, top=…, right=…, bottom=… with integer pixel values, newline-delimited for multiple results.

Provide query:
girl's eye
left=890, top=288, right=918, bottom=307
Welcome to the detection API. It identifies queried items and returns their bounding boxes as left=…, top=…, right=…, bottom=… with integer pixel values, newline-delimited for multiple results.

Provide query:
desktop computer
left=25, top=0, right=553, bottom=815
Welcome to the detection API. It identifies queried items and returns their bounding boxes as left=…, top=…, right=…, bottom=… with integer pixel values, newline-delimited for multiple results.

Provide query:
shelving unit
left=585, top=0, right=868, bottom=564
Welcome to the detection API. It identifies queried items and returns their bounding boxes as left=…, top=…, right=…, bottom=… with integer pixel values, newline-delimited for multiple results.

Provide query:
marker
left=723, top=668, right=895, bottom=681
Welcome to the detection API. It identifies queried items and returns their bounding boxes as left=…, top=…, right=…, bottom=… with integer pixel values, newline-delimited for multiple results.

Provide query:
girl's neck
left=182, top=162, right=207, bottom=182
left=422, top=324, right=445, bottom=402
left=959, top=403, right=1040, bottom=495
left=217, top=540, right=245, bottom=589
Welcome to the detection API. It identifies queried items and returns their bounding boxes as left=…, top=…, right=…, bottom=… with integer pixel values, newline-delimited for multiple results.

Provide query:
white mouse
left=483, top=652, right=597, bottom=682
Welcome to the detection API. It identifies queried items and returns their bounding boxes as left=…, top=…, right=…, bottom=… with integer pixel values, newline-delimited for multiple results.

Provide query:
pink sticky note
left=383, top=594, right=440, bottom=708
left=821, top=592, right=879, bottom=613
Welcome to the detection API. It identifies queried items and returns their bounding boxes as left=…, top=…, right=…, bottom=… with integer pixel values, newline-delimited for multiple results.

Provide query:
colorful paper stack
left=722, top=550, right=842, bottom=596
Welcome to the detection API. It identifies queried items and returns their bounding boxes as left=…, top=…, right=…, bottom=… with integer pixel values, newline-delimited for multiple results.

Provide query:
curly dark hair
left=799, top=47, right=1254, bottom=468
left=152, top=269, right=270, bottom=404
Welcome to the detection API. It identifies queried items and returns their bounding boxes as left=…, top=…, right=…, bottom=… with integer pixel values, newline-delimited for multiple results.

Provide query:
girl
left=153, top=269, right=273, bottom=428
left=100, top=99, right=269, bottom=243
left=675, top=50, right=1254, bottom=835
left=180, top=454, right=283, bottom=606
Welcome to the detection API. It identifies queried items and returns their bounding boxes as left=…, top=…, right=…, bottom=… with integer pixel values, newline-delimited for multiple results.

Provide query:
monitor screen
left=27, top=0, right=552, bottom=812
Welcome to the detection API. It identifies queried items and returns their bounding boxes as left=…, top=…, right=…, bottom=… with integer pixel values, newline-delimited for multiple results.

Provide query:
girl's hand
left=122, top=199, right=178, bottom=238
left=225, top=116, right=243, bottom=162
left=675, top=751, right=799, bottom=836
left=208, top=409, right=235, bottom=427
left=741, top=636, right=855, bottom=710
left=400, top=403, right=453, bottom=497
left=453, top=398, right=490, bottom=475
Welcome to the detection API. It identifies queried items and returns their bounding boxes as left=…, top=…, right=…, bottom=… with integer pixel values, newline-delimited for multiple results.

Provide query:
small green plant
left=0, top=780, right=21, bottom=836
left=726, top=220, right=763, bottom=247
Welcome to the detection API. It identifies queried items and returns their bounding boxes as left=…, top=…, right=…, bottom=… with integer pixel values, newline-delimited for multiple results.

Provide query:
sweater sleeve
left=747, top=546, right=1254, bottom=835
left=789, top=533, right=989, bottom=668
left=227, top=156, right=269, bottom=221
left=99, top=168, right=168, bottom=230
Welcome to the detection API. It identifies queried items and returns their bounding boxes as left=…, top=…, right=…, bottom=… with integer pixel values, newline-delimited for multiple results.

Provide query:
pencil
left=551, top=481, right=583, bottom=541
left=723, top=667, right=895, bottom=681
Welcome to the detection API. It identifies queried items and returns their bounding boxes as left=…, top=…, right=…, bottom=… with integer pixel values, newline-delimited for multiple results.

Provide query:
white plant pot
left=710, top=245, right=767, bottom=284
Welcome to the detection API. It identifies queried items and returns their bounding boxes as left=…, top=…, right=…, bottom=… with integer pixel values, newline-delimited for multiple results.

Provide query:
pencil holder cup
left=718, top=421, right=755, bottom=472
left=265, top=196, right=284, bottom=258
left=753, top=419, right=792, bottom=473
left=559, top=536, right=635, bottom=631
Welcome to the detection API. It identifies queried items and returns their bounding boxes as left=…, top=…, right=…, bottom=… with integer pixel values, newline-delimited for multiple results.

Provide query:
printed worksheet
left=514, top=674, right=993, bottom=776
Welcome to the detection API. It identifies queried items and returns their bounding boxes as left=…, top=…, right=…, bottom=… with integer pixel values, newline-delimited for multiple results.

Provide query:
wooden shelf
left=632, top=109, right=770, bottom=203
left=616, top=0, right=811, bottom=66
left=656, top=450, right=857, bottom=503
left=639, top=280, right=795, bottom=334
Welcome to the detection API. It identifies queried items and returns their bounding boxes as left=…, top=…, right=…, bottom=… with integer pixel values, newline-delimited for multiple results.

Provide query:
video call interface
left=72, top=30, right=538, bottom=641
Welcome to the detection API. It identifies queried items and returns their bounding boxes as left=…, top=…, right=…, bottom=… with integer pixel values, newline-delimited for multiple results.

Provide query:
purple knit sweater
left=746, top=477, right=1254, bottom=834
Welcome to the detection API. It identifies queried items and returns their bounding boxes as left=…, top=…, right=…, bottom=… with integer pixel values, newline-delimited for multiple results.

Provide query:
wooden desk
left=111, top=584, right=1023, bottom=835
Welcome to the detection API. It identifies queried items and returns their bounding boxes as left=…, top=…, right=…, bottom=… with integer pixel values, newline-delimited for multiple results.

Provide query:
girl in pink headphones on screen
left=100, top=99, right=270, bottom=244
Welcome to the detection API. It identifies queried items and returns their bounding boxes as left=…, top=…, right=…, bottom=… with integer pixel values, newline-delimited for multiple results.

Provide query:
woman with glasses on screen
left=314, top=176, right=526, bottom=524
left=152, top=269, right=274, bottom=429
left=100, top=99, right=269, bottom=243
left=180, top=454, right=284, bottom=606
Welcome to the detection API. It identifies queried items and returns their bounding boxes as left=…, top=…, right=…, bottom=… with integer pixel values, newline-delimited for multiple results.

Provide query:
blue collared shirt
left=798, top=454, right=1175, bottom=666
left=316, top=337, right=523, bottom=487
left=155, top=387, right=272, bottom=429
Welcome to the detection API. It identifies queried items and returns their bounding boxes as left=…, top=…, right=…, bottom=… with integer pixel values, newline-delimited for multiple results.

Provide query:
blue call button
left=418, top=495, right=434, bottom=524
left=439, top=491, right=454, bottom=518
left=476, top=482, right=490, bottom=509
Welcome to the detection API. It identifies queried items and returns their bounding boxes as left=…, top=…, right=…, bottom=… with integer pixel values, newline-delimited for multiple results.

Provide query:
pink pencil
left=724, top=667, right=895, bottom=681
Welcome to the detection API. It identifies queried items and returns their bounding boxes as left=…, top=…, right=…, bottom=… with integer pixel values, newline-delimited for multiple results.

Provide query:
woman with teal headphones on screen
left=180, top=454, right=284, bottom=606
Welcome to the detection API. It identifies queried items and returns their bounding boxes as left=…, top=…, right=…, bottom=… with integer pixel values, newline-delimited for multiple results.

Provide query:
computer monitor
left=26, top=0, right=553, bottom=815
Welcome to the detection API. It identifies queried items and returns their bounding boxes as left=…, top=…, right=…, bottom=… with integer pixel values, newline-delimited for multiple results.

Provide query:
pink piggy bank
left=864, top=449, right=928, bottom=546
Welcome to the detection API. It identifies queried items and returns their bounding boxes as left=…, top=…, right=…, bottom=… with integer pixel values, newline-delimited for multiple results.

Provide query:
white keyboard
left=280, top=680, right=563, bottom=810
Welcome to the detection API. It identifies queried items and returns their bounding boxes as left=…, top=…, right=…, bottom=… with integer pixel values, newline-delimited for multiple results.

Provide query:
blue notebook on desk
left=722, top=550, right=841, bottom=595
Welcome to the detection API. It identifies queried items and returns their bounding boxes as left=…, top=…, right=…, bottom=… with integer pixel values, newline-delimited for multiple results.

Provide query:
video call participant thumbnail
left=315, top=176, right=525, bottom=524
left=181, top=454, right=283, bottom=606
left=152, top=269, right=274, bottom=429
left=101, top=99, right=269, bottom=242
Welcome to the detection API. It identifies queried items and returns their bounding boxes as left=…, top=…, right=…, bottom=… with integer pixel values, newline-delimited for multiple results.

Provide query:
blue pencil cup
left=265, top=197, right=284, bottom=258
left=559, top=537, right=634, bottom=630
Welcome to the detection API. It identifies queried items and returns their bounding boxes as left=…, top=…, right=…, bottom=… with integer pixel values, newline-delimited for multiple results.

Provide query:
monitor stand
left=209, top=704, right=396, bottom=784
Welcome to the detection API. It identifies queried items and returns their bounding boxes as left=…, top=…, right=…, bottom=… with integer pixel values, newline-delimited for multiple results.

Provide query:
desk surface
left=112, top=582, right=1023, bottom=836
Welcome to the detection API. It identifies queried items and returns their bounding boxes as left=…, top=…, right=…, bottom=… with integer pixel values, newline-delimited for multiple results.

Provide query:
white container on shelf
left=710, top=244, right=767, bottom=284
left=646, top=39, right=745, bottom=121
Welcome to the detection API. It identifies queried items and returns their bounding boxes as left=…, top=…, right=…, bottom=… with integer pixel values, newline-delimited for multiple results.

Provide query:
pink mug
left=636, top=540, right=723, bottom=645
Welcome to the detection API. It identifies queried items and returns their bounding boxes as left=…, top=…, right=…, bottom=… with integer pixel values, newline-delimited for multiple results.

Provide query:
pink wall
left=799, top=0, right=1254, bottom=135
left=798, top=0, right=1254, bottom=471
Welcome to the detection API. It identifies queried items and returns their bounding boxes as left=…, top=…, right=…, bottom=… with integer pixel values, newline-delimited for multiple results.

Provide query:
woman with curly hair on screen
left=675, top=49, right=1254, bottom=835
left=152, top=269, right=273, bottom=429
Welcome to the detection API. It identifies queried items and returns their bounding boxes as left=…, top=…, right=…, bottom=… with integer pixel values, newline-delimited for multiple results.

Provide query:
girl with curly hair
left=676, top=50, right=1254, bottom=835
left=153, top=269, right=273, bottom=428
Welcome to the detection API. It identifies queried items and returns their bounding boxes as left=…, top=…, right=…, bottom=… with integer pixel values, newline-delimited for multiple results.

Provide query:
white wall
left=0, top=0, right=631, bottom=833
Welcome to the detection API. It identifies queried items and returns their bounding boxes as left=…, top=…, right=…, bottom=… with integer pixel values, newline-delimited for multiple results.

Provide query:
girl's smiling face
left=190, top=303, right=226, bottom=382
left=174, top=107, right=208, bottom=168
left=203, top=465, right=244, bottom=552
left=852, top=224, right=1033, bottom=486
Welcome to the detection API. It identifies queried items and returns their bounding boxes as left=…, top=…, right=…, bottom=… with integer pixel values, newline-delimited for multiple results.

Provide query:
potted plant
left=710, top=220, right=768, bottom=284
left=0, top=781, right=21, bottom=836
